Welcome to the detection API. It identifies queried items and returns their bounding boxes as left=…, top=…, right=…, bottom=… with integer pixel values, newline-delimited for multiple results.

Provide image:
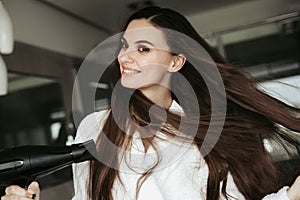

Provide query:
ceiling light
left=0, top=1, right=14, bottom=96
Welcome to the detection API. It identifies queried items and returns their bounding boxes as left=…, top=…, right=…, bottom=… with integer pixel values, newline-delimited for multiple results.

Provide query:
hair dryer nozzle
left=71, top=139, right=97, bottom=163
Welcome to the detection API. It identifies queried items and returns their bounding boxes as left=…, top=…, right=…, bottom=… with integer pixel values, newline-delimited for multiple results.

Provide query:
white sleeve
left=72, top=161, right=90, bottom=200
left=71, top=110, right=109, bottom=200
left=261, top=186, right=290, bottom=200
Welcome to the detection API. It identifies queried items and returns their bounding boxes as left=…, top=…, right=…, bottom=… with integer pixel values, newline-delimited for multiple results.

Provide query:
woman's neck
left=139, top=85, right=172, bottom=109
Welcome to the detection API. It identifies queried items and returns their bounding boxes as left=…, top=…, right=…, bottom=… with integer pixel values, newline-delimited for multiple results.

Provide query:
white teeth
left=123, top=69, right=140, bottom=74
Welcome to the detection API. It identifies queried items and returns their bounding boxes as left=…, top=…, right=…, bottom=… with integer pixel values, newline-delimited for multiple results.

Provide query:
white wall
left=2, top=0, right=109, bottom=58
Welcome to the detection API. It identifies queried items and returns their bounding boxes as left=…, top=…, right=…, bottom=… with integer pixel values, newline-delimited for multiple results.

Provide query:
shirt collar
left=169, top=100, right=184, bottom=114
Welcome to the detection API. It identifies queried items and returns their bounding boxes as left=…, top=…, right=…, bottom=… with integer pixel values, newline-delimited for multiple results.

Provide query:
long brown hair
left=89, top=6, right=300, bottom=200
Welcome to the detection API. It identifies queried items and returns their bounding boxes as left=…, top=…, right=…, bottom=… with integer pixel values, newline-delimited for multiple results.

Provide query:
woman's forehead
left=123, top=19, right=169, bottom=49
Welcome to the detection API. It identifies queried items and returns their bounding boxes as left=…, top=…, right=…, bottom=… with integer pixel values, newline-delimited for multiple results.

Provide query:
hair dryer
left=0, top=140, right=97, bottom=188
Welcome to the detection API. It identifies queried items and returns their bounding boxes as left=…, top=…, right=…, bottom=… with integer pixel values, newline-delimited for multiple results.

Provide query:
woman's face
left=117, top=19, right=175, bottom=93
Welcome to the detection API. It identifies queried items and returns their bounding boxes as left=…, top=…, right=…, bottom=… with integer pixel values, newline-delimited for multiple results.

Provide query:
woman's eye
left=137, top=46, right=150, bottom=53
left=121, top=43, right=128, bottom=49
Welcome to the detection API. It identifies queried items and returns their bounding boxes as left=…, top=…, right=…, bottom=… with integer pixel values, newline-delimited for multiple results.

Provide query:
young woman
left=2, top=6, right=300, bottom=200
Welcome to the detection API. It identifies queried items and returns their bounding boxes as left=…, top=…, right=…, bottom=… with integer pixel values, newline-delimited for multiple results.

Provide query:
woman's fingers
left=28, top=182, right=40, bottom=199
left=5, top=185, right=29, bottom=197
left=1, top=182, right=40, bottom=200
left=28, top=182, right=39, bottom=194
left=1, top=194, right=33, bottom=200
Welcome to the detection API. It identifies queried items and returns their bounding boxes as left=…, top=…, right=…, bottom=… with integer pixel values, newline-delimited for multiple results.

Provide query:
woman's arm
left=287, top=176, right=300, bottom=200
left=71, top=110, right=109, bottom=200
left=262, top=176, right=300, bottom=200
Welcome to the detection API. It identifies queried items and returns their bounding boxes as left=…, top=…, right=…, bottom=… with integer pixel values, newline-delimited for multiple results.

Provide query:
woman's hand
left=1, top=182, right=40, bottom=200
left=287, top=176, right=300, bottom=200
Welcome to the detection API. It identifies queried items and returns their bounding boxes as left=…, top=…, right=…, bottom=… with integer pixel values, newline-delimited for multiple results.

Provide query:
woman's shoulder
left=74, top=109, right=110, bottom=143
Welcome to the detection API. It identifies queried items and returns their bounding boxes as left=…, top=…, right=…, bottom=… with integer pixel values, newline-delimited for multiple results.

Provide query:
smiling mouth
left=121, top=67, right=141, bottom=75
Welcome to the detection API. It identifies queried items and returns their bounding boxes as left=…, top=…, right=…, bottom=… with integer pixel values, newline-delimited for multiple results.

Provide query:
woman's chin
left=120, top=80, right=138, bottom=89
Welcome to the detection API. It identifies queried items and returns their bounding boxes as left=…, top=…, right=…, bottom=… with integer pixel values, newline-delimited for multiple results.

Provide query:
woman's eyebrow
left=121, top=37, right=155, bottom=47
left=135, top=40, right=155, bottom=46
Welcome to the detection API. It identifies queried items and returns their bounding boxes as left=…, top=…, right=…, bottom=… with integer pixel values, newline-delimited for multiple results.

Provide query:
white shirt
left=72, top=101, right=290, bottom=200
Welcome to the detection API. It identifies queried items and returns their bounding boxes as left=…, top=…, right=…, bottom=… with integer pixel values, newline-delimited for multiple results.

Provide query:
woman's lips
left=121, top=66, right=141, bottom=75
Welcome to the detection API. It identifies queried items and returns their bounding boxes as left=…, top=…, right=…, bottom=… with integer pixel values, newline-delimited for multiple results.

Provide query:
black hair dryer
left=0, top=140, right=97, bottom=188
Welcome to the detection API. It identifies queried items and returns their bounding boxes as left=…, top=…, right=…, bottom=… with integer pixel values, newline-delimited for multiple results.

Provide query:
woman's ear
left=168, top=54, right=186, bottom=72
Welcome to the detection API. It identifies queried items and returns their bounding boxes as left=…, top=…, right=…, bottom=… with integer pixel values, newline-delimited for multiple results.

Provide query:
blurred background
left=0, top=0, right=299, bottom=199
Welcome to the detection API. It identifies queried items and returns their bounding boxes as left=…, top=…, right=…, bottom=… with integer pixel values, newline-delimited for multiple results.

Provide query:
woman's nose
left=118, top=50, right=134, bottom=63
